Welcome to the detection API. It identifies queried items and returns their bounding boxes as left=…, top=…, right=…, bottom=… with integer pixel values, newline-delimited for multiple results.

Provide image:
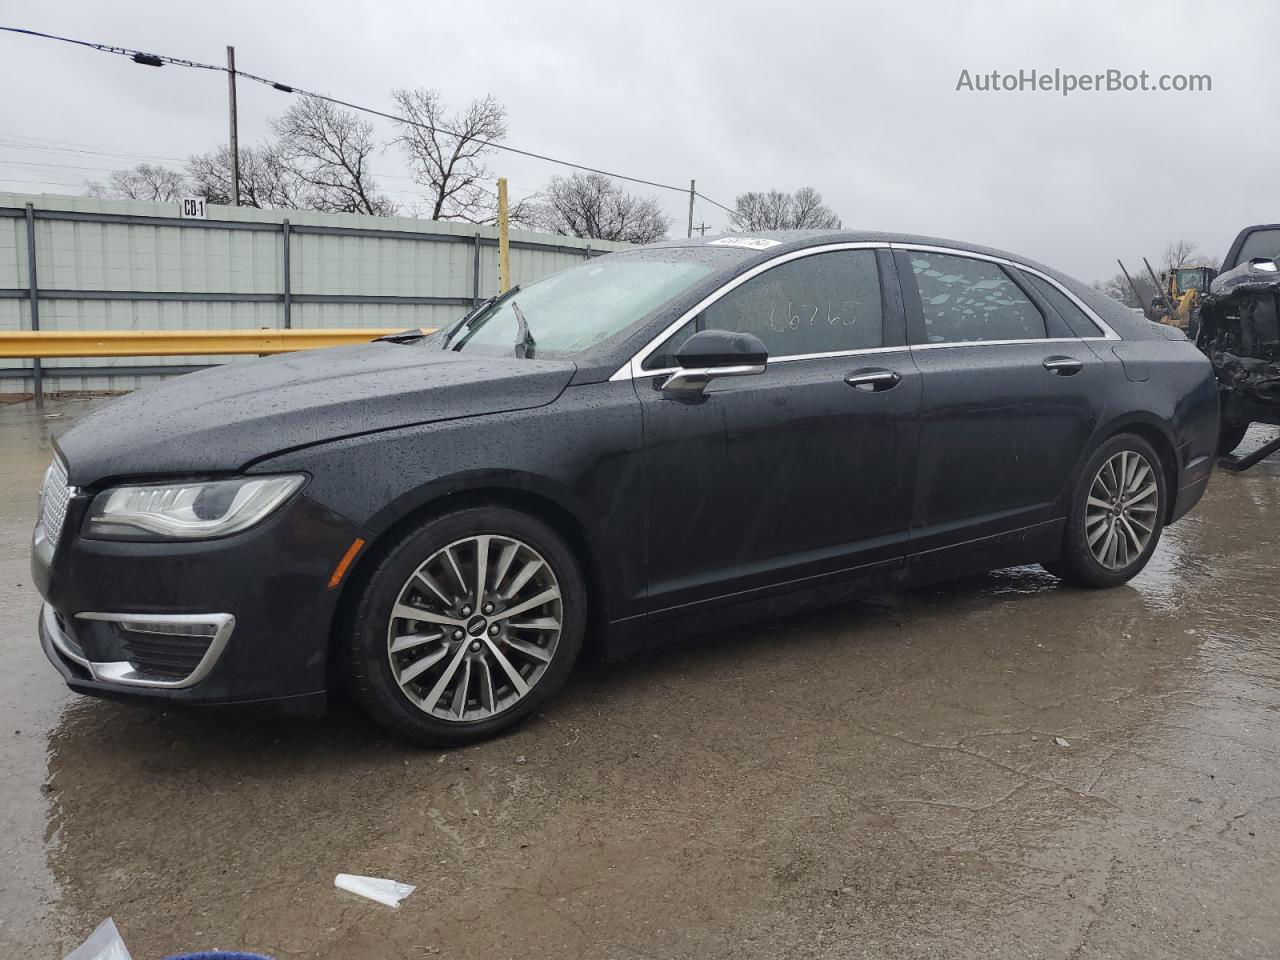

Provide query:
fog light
left=74, top=612, right=235, bottom=689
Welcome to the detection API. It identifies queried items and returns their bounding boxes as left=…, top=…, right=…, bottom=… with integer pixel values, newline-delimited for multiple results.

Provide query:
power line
left=0, top=127, right=542, bottom=211
left=0, top=135, right=190, bottom=165
left=0, top=156, right=142, bottom=173
left=0, top=25, right=738, bottom=215
left=0, top=144, right=527, bottom=208
left=0, top=176, right=85, bottom=187
left=695, top=191, right=736, bottom=218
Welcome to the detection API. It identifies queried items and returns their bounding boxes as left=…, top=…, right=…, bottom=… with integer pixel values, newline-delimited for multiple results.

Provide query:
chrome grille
left=39, top=457, right=70, bottom=546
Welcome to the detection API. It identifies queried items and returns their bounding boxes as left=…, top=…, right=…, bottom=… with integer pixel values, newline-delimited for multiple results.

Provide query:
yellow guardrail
left=0, top=328, right=438, bottom=358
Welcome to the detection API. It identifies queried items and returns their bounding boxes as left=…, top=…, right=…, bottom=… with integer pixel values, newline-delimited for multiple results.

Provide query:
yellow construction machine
left=1151, top=265, right=1216, bottom=330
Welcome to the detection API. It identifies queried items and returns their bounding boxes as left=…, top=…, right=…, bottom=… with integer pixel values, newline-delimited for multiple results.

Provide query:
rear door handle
left=1042, top=356, right=1084, bottom=376
left=844, top=368, right=902, bottom=392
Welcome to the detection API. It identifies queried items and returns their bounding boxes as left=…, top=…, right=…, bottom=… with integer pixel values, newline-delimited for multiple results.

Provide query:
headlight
left=83, top=475, right=305, bottom=541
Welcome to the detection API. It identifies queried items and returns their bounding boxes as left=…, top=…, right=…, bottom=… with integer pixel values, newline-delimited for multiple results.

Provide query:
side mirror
left=662, top=329, right=768, bottom=398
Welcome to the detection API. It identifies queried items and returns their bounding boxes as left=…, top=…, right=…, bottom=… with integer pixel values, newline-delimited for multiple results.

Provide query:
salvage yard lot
left=3, top=397, right=1279, bottom=959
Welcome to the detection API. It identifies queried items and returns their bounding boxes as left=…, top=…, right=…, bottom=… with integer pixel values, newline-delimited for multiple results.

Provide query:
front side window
left=644, top=249, right=884, bottom=369
left=911, top=253, right=1046, bottom=343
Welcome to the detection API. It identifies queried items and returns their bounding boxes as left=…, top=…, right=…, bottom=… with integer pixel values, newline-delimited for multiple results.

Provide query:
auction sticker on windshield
left=709, top=237, right=781, bottom=250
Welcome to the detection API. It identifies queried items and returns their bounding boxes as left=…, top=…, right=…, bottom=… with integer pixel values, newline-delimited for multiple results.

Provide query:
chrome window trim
left=608, top=241, right=889, bottom=382
left=67, top=611, right=236, bottom=689
left=637, top=344, right=910, bottom=380
left=890, top=243, right=1121, bottom=342
left=910, top=337, right=1084, bottom=351
left=608, top=240, right=1123, bottom=382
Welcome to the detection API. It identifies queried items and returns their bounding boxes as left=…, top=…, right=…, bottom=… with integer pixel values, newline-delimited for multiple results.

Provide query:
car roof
left=642, top=229, right=1029, bottom=260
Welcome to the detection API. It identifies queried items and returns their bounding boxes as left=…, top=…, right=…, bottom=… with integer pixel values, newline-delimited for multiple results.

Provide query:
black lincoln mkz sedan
left=33, top=231, right=1218, bottom=744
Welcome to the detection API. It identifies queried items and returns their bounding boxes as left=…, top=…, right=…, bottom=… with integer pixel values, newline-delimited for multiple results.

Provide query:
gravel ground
left=2, top=396, right=1278, bottom=959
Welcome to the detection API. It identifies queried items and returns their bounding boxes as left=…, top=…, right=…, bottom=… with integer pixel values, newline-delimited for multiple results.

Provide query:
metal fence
left=0, top=192, right=629, bottom=393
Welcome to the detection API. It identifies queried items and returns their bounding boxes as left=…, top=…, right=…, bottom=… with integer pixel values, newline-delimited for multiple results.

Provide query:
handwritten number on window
left=766, top=301, right=857, bottom=333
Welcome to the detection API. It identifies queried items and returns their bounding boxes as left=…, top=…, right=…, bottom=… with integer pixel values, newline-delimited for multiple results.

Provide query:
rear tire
left=1043, top=433, right=1167, bottom=588
left=1218, top=418, right=1249, bottom=456
left=347, top=506, right=585, bottom=746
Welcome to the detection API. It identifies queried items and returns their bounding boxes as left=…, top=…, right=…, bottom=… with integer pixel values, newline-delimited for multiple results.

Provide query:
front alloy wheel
left=348, top=506, right=585, bottom=745
left=387, top=535, right=563, bottom=721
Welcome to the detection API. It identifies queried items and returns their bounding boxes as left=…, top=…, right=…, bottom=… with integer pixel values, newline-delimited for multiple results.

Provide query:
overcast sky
left=2, top=0, right=1276, bottom=282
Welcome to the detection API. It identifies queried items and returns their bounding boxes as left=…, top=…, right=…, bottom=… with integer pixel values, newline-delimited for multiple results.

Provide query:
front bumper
left=34, top=491, right=367, bottom=708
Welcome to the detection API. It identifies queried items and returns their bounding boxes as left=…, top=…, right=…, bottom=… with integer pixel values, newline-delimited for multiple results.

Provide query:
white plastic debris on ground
left=334, top=873, right=416, bottom=908
left=64, top=918, right=133, bottom=960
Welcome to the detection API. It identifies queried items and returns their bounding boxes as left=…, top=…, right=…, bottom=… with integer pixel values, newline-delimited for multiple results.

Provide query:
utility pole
left=226, top=45, right=240, bottom=206
left=687, top=179, right=695, bottom=238
left=692, top=222, right=710, bottom=236
left=497, top=178, right=511, bottom=293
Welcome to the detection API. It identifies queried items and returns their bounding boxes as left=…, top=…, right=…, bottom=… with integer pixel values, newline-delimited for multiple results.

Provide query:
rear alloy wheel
left=1044, top=434, right=1167, bottom=588
left=348, top=507, right=584, bottom=745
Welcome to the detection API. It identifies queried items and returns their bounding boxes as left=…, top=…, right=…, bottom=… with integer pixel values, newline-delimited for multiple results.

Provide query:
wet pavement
left=2, top=395, right=1278, bottom=959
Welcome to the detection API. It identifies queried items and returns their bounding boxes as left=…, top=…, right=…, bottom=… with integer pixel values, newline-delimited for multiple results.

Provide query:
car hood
left=58, top=343, right=576, bottom=485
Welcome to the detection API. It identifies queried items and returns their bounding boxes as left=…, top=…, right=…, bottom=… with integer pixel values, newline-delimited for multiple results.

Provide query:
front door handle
left=1043, top=356, right=1084, bottom=376
left=845, top=368, right=902, bottom=392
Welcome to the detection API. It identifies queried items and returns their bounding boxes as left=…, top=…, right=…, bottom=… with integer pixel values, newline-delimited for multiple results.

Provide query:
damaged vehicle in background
left=32, top=231, right=1219, bottom=746
left=1196, top=223, right=1280, bottom=464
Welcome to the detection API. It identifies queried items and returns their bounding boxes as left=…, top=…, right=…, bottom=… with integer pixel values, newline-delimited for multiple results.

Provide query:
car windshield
left=1235, top=228, right=1280, bottom=266
left=446, top=255, right=715, bottom=359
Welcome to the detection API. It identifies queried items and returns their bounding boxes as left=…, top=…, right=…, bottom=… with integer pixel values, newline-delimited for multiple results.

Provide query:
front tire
left=347, top=506, right=585, bottom=746
left=1043, top=434, right=1167, bottom=588
left=1217, top=418, right=1249, bottom=457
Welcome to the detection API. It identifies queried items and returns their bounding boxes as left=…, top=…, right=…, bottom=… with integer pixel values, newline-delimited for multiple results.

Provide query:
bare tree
left=391, top=88, right=512, bottom=222
left=789, top=187, right=841, bottom=228
left=187, top=144, right=304, bottom=209
left=530, top=172, right=668, bottom=243
left=1161, top=239, right=1217, bottom=272
left=85, top=164, right=188, bottom=202
left=732, top=190, right=790, bottom=231
left=731, top=187, right=841, bottom=231
left=271, top=96, right=396, bottom=216
left=1093, top=273, right=1155, bottom=311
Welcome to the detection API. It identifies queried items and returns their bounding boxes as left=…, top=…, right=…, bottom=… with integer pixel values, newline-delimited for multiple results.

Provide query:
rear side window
left=910, top=253, right=1046, bottom=343
left=1023, top=272, right=1104, bottom=337
left=644, top=249, right=883, bottom=369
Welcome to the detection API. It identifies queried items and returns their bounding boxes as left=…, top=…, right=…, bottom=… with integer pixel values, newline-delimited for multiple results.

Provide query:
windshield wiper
left=512, top=301, right=535, bottom=359
left=374, top=328, right=429, bottom=344
left=440, top=285, right=520, bottom=350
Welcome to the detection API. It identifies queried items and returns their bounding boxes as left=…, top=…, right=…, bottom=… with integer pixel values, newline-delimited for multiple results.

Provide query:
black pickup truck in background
left=1196, top=224, right=1280, bottom=459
